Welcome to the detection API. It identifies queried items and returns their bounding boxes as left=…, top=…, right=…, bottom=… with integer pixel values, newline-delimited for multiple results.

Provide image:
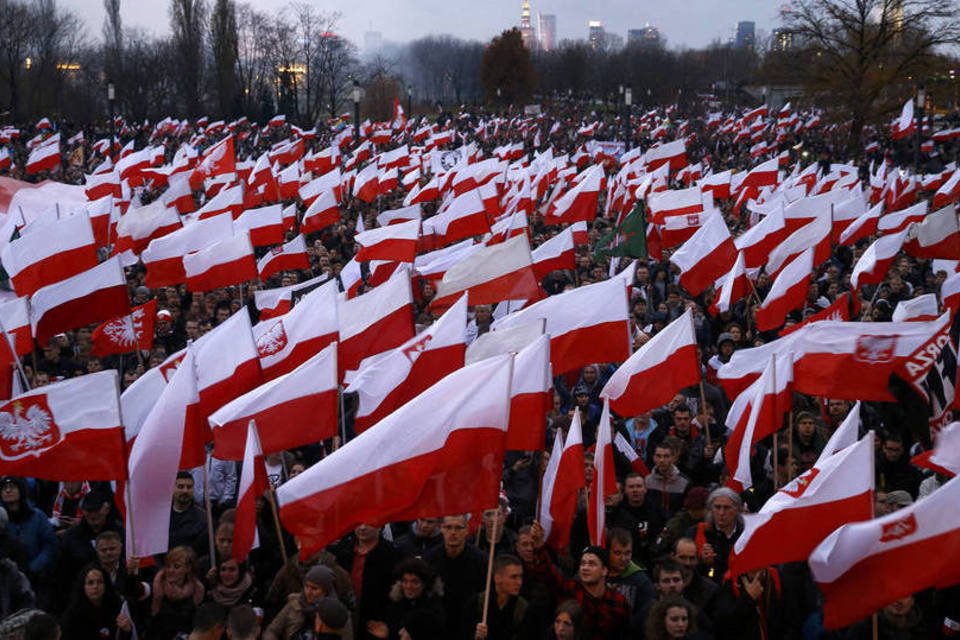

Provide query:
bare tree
left=782, top=0, right=960, bottom=150
left=316, top=31, right=357, bottom=120
left=103, top=0, right=122, bottom=82
left=0, top=0, right=35, bottom=119
left=170, top=0, right=208, bottom=116
left=235, top=3, right=275, bottom=118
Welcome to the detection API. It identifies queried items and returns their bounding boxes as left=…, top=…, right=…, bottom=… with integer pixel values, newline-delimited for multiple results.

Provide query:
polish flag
left=570, top=221, right=589, bottom=245
left=413, top=240, right=478, bottom=282
left=142, top=214, right=234, bottom=287
left=911, top=421, right=960, bottom=477
left=850, top=227, right=910, bottom=290
left=670, top=213, right=737, bottom=296
left=891, top=293, right=939, bottom=322
left=831, top=193, right=868, bottom=240
left=253, top=273, right=330, bottom=320
left=355, top=218, right=420, bottom=263
left=544, top=165, right=602, bottom=225
left=211, top=343, right=339, bottom=460
left=780, top=292, right=853, bottom=336
left=195, top=183, right=244, bottom=220
left=353, top=163, right=380, bottom=203
left=91, top=299, right=158, bottom=357
left=531, top=227, right=576, bottom=281
left=734, top=206, right=787, bottom=269
left=729, top=435, right=874, bottom=576
left=506, top=334, right=552, bottom=450
left=235, top=204, right=285, bottom=247
left=699, top=169, right=732, bottom=201
left=301, top=188, right=340, bottom=234
left=933, top=170, right=960, bottom=208
left=647, top=187, right=709, bottom=225
left=30, top=257, right=131, bottom=344
left=183, top=231, right=257, bottom=292
left=190, top=135, right=235, bottom=190
left=810, top=473, right=960, bottom=629
left=404, top=176, right=440, bottom=206
left=120, top=349, right=185, bottom=445
left=765, top=214, right=831, bottom=278
left=838, top=202, right=884, bottom=246
left=346, top=296, right=466, bottom=433
left=25, top=136, right=60, bottom=174
left=376, top=204, right=421, bottom=227
left=428, top=189, right=491, bottom=245
left=719, top=312, right=952, bottom=402
left=0, top=297, right=33, bottom=357
left=725, top=353, right=794, bottom=491
left=737, top=157, right=779, bottom=193
left=430, top=234, right=541, bottom=312
left=588, top=399, right=617, bottom=546
left=465, top=319, right=545, bottom=365
left=755, top=248, right=814, bottom=332
left=232, top=422, right=267, bottom=563
left=84, top=171, right=122, bottom=201
left=82, top=194, right=120, bottom=247
left=601, top=309, right=700, bottom=417
left=338, top=270, right=415, bottom=374
left=114, top=200, right=182, bottom=257
left=538, top=408, right=585, bottom=550
left=126, top=351, right=199, bottom=558
left=300, top=167, right=342, bottom=205
left=277, top=354, right=513, bottom=556
left=492, top=277, right=630, bottom=374
left=257, top=235, right=310, bottom=281
left=709, top=252, right=752, bottom=316
left=643, top=139, right=687, bottom=172
left=0, top=371, right=124, bottom=480
left=818, top=402, right=862, bottom=463
left=1, top=212, right=99, bottom=296
left=891, top=97, right=915, bottom=140
left=942, top=272, right=960, bottom=312
left=903, top=204, right=960, bottom=259
left=253, top=279, right=339, bottom=380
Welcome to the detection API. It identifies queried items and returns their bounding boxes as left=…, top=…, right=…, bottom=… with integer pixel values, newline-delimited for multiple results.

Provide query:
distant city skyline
left=61, top=0, right=782, bottom=51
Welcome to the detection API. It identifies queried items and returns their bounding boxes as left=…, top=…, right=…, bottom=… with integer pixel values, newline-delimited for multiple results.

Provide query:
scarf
left=151, top=569, right=205, bottom=615
left=210, top=571, right=253, bottom=607
left=51, top=481, right=89, bottom=523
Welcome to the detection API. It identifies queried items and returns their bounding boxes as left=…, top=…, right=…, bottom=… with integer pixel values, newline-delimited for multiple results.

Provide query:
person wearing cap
left=155, top=308, right=186, bottom=354
left=791, top=412, right=828, bottom=474
left=0, top=476, right=57, bottom=583
left=265, top=565, right=354, bottom=640
left=705, top=332, right=736, bottom=387
left=367, top=557, right=444, bottom=640
left=876, top=432, right=923, bottom=499
left=314, top=596, right=351, bottom=639
left=59, top=491, right=123, bottom=599
left=524, top=522, right=629, bottom=640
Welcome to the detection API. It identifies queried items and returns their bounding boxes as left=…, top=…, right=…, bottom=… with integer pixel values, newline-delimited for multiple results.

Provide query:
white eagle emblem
left=854, top=335, right=897, bottom=364
left=256, top=320, right=288, bottom=358
left=102, top=308, right=144, bottom=349
left=0, top=398, right=61, bottom=460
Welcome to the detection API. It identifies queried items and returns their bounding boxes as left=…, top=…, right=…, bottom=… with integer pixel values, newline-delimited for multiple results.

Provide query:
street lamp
left=407, top=85, right=412, bottom=115
left=107, top=81, right=116, bottom=162
left=352, top=79, right=361, bottom=139
left=624, top=87, right=633, bottom=150
left=915, top=85, right=926, bottom=174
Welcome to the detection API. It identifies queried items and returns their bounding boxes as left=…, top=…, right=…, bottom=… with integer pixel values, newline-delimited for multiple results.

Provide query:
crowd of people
left=0, top=94, right=959, bottom=640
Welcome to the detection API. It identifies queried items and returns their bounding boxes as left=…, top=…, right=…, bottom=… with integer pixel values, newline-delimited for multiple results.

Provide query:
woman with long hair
left=549, top=601, right=583, bottom=640
left=645, top=595, right=699, bottom=640
left=148, top=546, right=205, bottom=640
left=207, top=558, right=257, bottom=611
left=60, top=564, right=133, bottom=640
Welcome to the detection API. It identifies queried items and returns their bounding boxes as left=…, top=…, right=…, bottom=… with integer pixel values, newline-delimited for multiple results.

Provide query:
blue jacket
left=6, top=506, right=58, bottom=576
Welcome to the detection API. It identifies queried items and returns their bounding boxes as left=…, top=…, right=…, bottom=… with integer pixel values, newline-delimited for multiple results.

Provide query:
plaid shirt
left=527, top=547, right=630, bottom=640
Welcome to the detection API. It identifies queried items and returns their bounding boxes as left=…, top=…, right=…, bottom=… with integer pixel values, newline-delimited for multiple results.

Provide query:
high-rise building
left=363, top=31, right=383, bottom=56
left=735, top=21, right=756, bottom=49
left=538, top=13, right=556, bottom=52
left=627, top=25, right=663, bottom=49
left=588, top=20, right=605, bottom=50
left=771, top=27, right=795, bottom=52
left=519, top=0, right=535, bottom=51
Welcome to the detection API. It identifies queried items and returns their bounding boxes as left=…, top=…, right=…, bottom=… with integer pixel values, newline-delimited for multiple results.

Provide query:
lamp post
left=915, top=84, right=926, bottom=174
left=107, top=81, right=116, bottom=162
left=352, top=79, right=361, bottom=140
left=407, top=85, right=412, bottom=116
left=624, top=87, right=633, bottom=150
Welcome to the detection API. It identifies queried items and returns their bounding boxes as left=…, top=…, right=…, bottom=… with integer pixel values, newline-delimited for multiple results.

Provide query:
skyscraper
left=588, top=20, right=605, bottom=50
left=538, top=13, right=557, bottom=52
left=519, top=0, right=535, bottom=50
left=628, top=25, right=663, bottom=49
left=735, top=21, right=756, bottom=49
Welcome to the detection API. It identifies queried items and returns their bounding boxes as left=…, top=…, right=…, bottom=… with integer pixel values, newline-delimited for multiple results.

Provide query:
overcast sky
left=63, top=0, right=785, bottom=51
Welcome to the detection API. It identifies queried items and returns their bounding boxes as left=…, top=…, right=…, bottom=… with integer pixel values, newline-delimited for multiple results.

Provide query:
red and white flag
left=211, top=343, right=339, bottom=460
left=120, top=349, right=185, bottom=444
left=254, top=273, right=330, bottom=319
left=114, top=200, right=182, bottom=257
left=30, top=257, right=131, bottom=344
left=235, top=204, right=285, bottom=247
left=430, top=234, right=541, bottom=312
left=1, top=212, right=98, bottom=296
left=838, top=201, right=884, bottom=246
left=647, top=187, right=708, bottom=224
left=426, top=189, right=491, bottom=246
left=0, top=371, right=124, bottom=480
left=91, top=299, right=158, bottom=357
left=142, top=214, right=234, bottom=287
left=669, top=212, right=737, bottom=296
left=912, top=421, right=960, bottom=477
left=903, top=204, right=960, bottom=259
left=766, top=214, right=831, bottom=278
left=0, top=297, right=32, bottom=357
left=355, top=218, right=420, bottom=263
left=338, top=270, right=415, bottom=374
left=25, top=136, right=60, bottom=174
left=850, top=227, right=910, bottom=290
left=492, top=278, right=630, bottom=374
left=531, top=227, right=576, bottom=281
left=376, top=204, right=421, bottom=227
left=195, top=183, right=244, bottom=220
left=346, top=296, right=466, bottom=432
left=735, top=206, right=787, bottom=270
left=601, top=309, right=700, bottom=417
left=506, top=334, right=552, bottom=451
left=729, top=434, right=874, bottom=577
left=780, top=292, right=854, bottom=336
left=709, top=251, right=751, bottom=316
left=277, top=354, right=513, bottom=556
left=891, top=98, right=916, bottom=140
left=544, top=165, right=602, bottom=225
left=810, top=473, right=960, bottom=629
left=538, top=408, right=585, bottom=550
left=818, top=402, right=861, bottom=463
left=755, top=248, right=814, bottom=332
left=588, top=398, right=617, bottom=546
left=257, top=235, right=310, bottom=281
left=183, top=231, right=257, bottom=292
left=232, top=421, right=267, bottom=563
left=126, top=351, right=199, bottom=558
left=301, top=188, right=340, bottom=234
left=253, top=279, right=339, bottom=381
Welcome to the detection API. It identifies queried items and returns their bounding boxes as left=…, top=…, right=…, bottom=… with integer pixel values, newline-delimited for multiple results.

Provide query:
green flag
left=610, top=202, right=648, bottom=259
